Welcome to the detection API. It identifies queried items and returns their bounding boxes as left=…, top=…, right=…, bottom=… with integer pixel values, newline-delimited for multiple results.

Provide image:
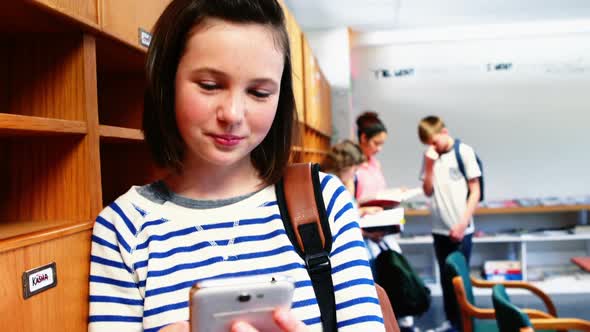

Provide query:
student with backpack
left=88, top=1, right=384, bottom=331
left=418, top=116, right=483, bottom=332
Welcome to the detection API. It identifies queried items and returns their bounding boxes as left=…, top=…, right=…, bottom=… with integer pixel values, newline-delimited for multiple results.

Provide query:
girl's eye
left=248, top=89, right=272, bottom=99
left=198, top=82, right=220, bottom=91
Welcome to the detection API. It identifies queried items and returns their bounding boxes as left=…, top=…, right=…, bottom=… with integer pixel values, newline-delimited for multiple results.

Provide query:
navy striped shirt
left=89, top=173, right=384, bottom=331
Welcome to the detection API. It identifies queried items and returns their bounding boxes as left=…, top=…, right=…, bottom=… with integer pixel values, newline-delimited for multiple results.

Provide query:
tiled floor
left=413, top=294, right=590, bottom=331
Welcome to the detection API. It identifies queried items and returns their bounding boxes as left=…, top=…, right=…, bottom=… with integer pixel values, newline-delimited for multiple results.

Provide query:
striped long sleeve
left=88, top=173, right=384, bottom=332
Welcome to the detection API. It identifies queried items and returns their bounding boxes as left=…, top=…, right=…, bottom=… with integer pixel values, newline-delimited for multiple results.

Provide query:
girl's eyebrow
left=190, top=67, right=228, bottom=78
left=249, top=78, right=279, bottom=89
left=191, top=67, right=279, bottom=87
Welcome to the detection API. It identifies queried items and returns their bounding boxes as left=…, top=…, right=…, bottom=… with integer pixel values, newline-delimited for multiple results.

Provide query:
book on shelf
left=515, top=198, right=541, bottom=207
left=573, top=225, right=590, bottom=234
left=359, top=187, right=423, bottom=209
left=358, top=207, right=404, bottom=234
left=483, top=260, right=523, bottom=281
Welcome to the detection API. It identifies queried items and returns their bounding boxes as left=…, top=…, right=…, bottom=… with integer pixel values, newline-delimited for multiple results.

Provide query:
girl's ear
left=359, top=133, right=367, bottom=144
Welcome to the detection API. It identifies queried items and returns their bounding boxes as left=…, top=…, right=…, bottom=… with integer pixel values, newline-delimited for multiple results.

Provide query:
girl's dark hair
left=356, top=111, right=386, bottom=141
left=143, top=0, right=296, bottom=185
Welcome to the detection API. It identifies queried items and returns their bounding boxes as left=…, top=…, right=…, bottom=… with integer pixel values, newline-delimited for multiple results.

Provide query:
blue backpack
left=454, top=139, right=484, bottom=201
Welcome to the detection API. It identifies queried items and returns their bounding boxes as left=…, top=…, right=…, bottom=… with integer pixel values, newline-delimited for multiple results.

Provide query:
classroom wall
left=351, top=23, right=590, bottom=200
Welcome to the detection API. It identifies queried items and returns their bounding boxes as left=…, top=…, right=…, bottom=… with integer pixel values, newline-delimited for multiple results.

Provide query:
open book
left=359, top=207, right=404, bottom=233
left=359, top=187, right=424, bottom=209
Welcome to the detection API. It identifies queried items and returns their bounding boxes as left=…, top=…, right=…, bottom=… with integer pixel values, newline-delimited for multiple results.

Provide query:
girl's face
left=174, top=19, right=284, bottom=170
left=360, top=131, right=387, bottom=158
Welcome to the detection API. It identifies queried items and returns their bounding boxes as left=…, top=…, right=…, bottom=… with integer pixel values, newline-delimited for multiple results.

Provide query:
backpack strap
left=275, top=163, right=336, bottom=332
left=454, top=139, right=484, bottom=201
left=454, top=139, right=467, bottom=180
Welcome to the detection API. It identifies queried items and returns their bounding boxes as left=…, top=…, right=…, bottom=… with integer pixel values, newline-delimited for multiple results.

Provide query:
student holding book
left=88, top=1, right=385, bottom=331
left=418, top=115, right=482, bottom=332
left=355, top=112, right=416, bottom=332
left=320, top=139, right=383, bottom=219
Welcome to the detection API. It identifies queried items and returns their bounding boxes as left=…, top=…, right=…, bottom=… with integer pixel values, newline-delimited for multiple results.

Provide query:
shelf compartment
left=96, top=35, right=146, bottom=130
left=0, top=113, right=86, bottom=136
left=0, top=33, right=87, bottom=121
left=100, top=141, right=162, bottom=206
left=99, top=124, right=144, bottom=143
left=0, top=136, right=95, bottom=238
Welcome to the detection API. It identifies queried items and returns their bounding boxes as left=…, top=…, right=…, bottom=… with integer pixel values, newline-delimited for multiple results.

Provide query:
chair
left=445, top=252, right=558, bottom=332
left=492, top=284, right=590, bottom=332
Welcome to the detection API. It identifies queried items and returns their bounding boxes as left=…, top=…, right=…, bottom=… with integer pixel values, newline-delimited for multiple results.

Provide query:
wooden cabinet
left=0, top=2, right=334, bottom=329
left=100, top=0, right=171, bottom=49
left=300, top=36, right=332, bottom=163
left=0, top=2, right=157, bottom=330
left=0, top=230, right=92, bottom=331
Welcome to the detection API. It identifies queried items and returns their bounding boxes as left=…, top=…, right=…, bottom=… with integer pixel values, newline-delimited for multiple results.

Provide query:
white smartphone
left=189, top=275, right=295, bottom=332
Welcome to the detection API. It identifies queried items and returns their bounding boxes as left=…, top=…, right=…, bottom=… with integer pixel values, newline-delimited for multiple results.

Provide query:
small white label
left=139, top=28, right=152, bottom=48
left=23, top=262, right=57, bottom=299
left=29, top=267, right=54, bottom=293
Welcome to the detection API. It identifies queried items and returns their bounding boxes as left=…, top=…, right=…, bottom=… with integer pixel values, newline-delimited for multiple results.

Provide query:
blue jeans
left=433, top=233, right=473, bottom=327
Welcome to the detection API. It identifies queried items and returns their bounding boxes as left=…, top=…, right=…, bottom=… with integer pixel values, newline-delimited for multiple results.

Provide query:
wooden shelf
left=304, top=148, right=329, bottom=155
left=405, top=205, right=590, bottom=217
left=397, top=233, right=590, bottom=245
left=476, top=204, right=590, bottom=215
left=0, top=220, right=93, bottom=253
left=99, top=124, right=144, bottom=142
left=0, top=113, right=86, bottom=136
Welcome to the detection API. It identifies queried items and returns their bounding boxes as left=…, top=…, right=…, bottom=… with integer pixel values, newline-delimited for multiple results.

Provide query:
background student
left=418, top=115, right=482, bottom=332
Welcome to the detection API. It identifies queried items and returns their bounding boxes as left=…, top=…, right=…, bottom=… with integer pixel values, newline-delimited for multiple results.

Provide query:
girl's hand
left=359, top=206, right=383, bottom=217
left=231, top=308, right=308, bottom=332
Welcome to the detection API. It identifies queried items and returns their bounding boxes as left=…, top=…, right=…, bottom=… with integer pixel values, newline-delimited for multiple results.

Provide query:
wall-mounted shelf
left=99, top=124, right=144, bottom=142
left=405, top=205, right=590, bottom=217
left=0, top=113, right=87, bottom=136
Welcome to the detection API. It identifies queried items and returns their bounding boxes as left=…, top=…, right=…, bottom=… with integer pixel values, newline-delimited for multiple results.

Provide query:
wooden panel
left=318, top=70, right=333, bottom=136
left=82, top=34, right=104, bottom=219
left=283, top=8, right=305, bottom=123
left=0, top=113, right=86, bottom=136
left=302, top=37, right=319, bottom=130
left=32, top=0, right=99, bottom=26
left=100, top=142, right=162, bottom=206
left=0, top=230, right=91, bottom=331
left=100, top=0, right=172, bottom=49
left=0, top=34, right=86, bottom=121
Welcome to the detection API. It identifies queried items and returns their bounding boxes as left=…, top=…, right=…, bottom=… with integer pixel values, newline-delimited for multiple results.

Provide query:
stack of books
left=483, top=260, right=523, bottom=281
